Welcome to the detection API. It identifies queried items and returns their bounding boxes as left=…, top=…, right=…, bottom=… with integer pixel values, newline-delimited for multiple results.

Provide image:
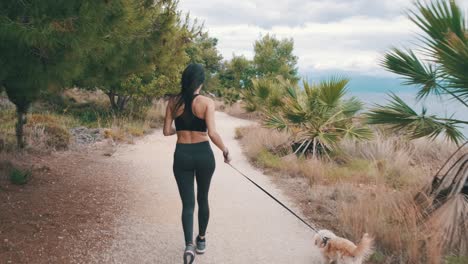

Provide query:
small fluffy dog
left=313, top=229, right=374, bottom=264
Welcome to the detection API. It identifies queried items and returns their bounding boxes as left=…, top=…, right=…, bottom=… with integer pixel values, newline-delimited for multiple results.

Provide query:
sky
left=179, top=0, right=468, bottom=134
left=179, top=0, right=468, bottom=78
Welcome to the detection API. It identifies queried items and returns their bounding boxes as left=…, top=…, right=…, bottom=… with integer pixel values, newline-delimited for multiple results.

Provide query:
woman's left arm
left=163, top=99, right=176, bottom=136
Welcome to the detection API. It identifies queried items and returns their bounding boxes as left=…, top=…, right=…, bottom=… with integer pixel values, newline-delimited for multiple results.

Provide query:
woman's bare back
left=172, top=94, right=210, bottom=144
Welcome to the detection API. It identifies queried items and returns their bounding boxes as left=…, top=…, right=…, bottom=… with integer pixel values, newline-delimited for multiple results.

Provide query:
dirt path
left=93, top=112, right=322, bottom=263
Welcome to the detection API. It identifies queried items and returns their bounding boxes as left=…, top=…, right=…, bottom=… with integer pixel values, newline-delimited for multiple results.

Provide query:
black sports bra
left=174, top=94, right=208, bottom=132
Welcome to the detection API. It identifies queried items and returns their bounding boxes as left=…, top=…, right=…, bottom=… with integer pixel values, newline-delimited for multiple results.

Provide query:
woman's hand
left=223, top=148, right=232, bottom=164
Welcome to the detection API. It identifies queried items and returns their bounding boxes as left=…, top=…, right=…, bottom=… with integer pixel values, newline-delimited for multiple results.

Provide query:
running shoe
left=195, top=236, right=206, bottom=254
left=184, top=244, right=195, bottom=264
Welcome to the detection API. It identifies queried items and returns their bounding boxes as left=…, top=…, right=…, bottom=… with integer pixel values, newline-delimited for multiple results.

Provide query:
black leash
left=228, top=163, right=318, bottom=233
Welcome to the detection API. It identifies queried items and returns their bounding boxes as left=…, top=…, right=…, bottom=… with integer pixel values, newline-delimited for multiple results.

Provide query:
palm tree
left=262, top=77, right=373, bottom=158
left=242, top=76, right=290, bottom=113
left=367, top=0, right=467, bottom=145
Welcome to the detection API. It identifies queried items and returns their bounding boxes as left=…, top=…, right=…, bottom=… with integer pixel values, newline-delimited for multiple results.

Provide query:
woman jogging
left=163, top=63, right=231, bottom=264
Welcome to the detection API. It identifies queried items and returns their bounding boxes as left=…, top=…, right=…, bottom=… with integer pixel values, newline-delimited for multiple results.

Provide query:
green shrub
left=9, top=168, right=32, bottom=185
left=445, top=256, right=468, bottom=264
left=326, top=159, right=375, bottom=184
left=256, top=148, right=282, bottom=169
left=222, top=89, right=241, bottom=106
left=369, top=251, right=386, bottom=263
left=65, top=103, right=113, bottom=126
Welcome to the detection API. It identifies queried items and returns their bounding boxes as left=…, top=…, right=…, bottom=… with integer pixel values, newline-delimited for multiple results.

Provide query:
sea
left=307, top=74, right=468, bottom=137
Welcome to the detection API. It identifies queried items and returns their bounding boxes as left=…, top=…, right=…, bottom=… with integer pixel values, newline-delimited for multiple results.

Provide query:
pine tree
left=253, top=34, right=299, bottom=83
left=146, top=13, right=223, bottom=98
left=0, top=0, right=118, bottom=148
left=145, top=12, right=195, bottom=99
left=185, top=25, right=223, bottom=94
left=219, top=54, right=256, bottom=90
left=76, top=0, right=188, bottom=111
left=186, top=32, right=223, bottom=74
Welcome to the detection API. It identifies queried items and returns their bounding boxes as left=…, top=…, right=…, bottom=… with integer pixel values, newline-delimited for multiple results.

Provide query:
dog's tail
left=352, top=233, right=374, bottom=259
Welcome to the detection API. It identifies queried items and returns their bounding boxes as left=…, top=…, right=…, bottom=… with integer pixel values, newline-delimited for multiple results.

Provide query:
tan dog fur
left=313, top=229, right=374, bottom=264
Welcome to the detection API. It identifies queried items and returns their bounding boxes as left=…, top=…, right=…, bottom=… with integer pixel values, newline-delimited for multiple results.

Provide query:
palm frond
left=315, top=131, right=341, bottom=151
left=339, top=125, right=374, bottom=141
left=241, top=89, right=258, bottom=112
left=381, top=48, right=439, bottom=99
left=254, top=79, right=272, bottom=100
left=366, top=93, right=466, bottom=145
left=283, top=110, right=308, bottom=125
left=317, top=77, right=349, bottom=107
left=302, top=79, right=313, bottom=97
left=408, top=0, right=468, bottom=104
left=268, top=89, right=284, bottom=109
left=341, top=96, right=365, bottom=117
left=410, top=0, right=466, bottom=54
left=263, top=113, right=289, bottom=131
left=367, top=93, right=418, bottom=127
left=438, top=32, right=468, bottom=102
left=286, top=85, right=298, bottom=99
left=440, top=119, right=466, bottom=145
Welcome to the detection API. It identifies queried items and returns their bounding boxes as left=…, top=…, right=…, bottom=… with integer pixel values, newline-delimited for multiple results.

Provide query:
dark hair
left=173, top=63, right=205, bottom=115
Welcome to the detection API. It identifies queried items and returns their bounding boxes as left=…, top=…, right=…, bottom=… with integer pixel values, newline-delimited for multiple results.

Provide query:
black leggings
left=173, top=141, right=216, bottom=246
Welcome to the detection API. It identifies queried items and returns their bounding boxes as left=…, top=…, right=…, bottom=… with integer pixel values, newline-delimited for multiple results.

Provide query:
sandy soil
left=1, top=112, right=323, bottom=263
left=0, top=147, right=129, bottom=263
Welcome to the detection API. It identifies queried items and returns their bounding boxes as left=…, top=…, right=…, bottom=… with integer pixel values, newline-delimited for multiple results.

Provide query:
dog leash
left=228, top=163, right=318, bottom=233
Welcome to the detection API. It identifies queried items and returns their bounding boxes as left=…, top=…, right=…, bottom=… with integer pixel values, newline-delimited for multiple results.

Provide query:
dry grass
left=236, top=126, right=290, bottom=156
left=0, top=92, right=168, bottom=152
left=236, top=125, right=462, bottom=263
left=101, top=99, right=167, bottom=143
left=145, top=99, right=167, bottom=128
left=1, top=111, right=78, bottom=152
left=223, top=101, right=262, bottom=120
left=25, top=113, right=74, bottom=151
left=103, top=118, right=150, bottom=143
left=0, top=108, right=17, bottom=152
left=238, top=125, right=430, bottom=188
left=339, top=131, right=457, bottom=173
left=62, top=88, right=109, bottom=105
left=336, top=188, right=437, bottom=263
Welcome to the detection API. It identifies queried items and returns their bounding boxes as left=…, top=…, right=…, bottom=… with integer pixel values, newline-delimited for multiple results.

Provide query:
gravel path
left=94, top=112, right=322, bottom=264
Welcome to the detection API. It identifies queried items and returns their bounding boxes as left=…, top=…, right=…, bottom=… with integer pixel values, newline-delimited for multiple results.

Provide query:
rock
left=102, top=145, right=116, bottom=157
left=70, top=127, right=104, bottom=145
left=0, top=97, right=14, bottom=110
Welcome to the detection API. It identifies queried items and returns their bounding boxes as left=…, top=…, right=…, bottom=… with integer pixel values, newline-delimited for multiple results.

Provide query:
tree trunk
left=107, top=91, right=118, bottom=111
left=15, top=108, right=27, bottom=149
left=107, top=91, right=130, bottom=112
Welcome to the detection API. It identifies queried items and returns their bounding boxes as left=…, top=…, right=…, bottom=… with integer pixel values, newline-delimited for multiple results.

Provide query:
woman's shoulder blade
left=201, top=95, right=214, bottom=103
left=193, top=94, right=213, bottom=104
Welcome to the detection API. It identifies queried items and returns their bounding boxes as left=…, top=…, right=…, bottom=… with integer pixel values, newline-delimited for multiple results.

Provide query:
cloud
left=208, top=15, right=416, bottom=76
left=178, top=0, right=468, bottom=76
left=180, top=0, right=417, bottom=27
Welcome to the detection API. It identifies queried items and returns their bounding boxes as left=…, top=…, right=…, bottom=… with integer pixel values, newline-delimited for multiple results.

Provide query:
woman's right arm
left=205, top=99, right=231, bottom=163
left=163, top=98, right=176, bottom=136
